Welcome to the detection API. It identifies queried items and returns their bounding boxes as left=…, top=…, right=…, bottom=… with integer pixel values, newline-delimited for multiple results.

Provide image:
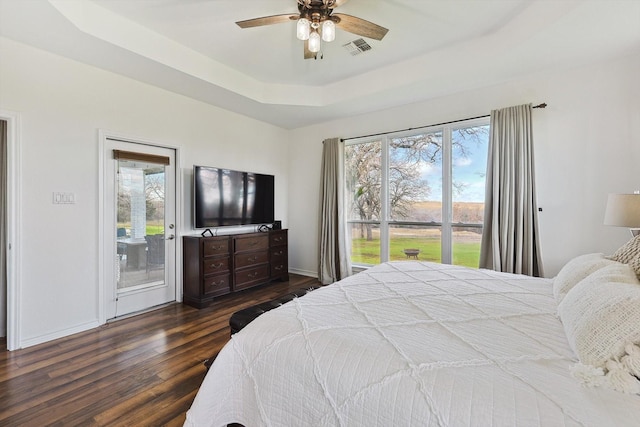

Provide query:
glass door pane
left=116, top=160, right=165, bottom=291
left=451, top=124, right=489, bottom=268
left=345, top=141, right=382, bottom=264
left=389, top=132, right=443, bottom=222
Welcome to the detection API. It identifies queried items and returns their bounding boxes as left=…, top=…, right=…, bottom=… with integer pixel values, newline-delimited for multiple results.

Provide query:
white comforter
left=185, top=261, right=640, bottom=426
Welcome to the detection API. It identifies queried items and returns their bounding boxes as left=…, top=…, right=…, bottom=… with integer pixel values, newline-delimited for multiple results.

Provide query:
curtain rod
left=340, top=103, right=547, bottom=142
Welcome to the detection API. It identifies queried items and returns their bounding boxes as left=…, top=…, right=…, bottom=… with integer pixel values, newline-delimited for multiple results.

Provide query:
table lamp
left=604, top=192, right=640, bottom=237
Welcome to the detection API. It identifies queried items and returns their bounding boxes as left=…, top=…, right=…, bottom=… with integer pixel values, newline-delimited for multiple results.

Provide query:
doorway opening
left=1, top=119, right=7, bottom=343
left=1, top=110, right=20, bottom=351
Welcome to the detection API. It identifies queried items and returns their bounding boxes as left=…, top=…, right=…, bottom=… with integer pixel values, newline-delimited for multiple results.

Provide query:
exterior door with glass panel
left=104, top=139, right=176, bottom=319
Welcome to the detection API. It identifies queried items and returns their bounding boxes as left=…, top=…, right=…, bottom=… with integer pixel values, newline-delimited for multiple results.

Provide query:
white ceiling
left=1, top=0, right=639, bottom=129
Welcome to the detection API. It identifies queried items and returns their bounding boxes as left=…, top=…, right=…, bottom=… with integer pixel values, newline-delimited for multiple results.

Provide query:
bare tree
left=117, top=190, right=131, bottom=223
left=145, top=172, right=165, bottom=221
left=346, top=142, right=381, bottom=239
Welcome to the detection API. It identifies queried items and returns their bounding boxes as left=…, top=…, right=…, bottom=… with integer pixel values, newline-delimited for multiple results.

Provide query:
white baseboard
left=20, top=319, right=101, bottom=349
left=289, top=268, right=318, bottom=279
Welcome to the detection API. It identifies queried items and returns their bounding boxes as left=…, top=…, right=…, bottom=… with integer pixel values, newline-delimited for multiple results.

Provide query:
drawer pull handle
left=210, top=280, right=225, bottom=287
left=274, top=265, right=283, bottom=271
left=210, top=262, right=223, bottom=269
left=274, top=237, right=283, bottom=242
left=248, top=256, right=257, bottom=262
left=212, top=245, right=223, bottom=250
left=275, top=250, right=284, bottom=255
left=248, top=272, right=259, bottom=278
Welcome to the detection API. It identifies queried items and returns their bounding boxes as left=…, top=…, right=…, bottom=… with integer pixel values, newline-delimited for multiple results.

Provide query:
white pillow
left=558, top=262, right=640, bottom=369
left=552, top=253, right=617, bottom=304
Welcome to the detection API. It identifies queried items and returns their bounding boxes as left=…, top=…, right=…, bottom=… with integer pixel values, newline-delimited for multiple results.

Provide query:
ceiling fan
left=236, top=0, right=388, bottom=59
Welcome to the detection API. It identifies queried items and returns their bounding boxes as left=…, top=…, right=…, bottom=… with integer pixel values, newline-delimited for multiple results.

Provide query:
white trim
left=20, top=319, right=100, bottom=349
left=442, top=126, right=453, bottom=264
left=98, top=131, right=106, bottom=324
left=97, top=129, right=182, bottom=325
left=117, top=280, right=167, bottom=296
left=1, top=110, right=22, bottom=350
left=174, top=146, right=183, bottom=303
left=288, top=268, right=317, bottom=278
left=380, top=136, right=390, bottom=262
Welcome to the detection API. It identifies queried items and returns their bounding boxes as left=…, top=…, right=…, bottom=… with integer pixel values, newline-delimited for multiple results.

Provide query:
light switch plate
left=53, top=192, right=76, bottom=204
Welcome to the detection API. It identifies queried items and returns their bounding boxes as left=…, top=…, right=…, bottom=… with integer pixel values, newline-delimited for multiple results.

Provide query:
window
left=345, top=119, right=489, bottom=268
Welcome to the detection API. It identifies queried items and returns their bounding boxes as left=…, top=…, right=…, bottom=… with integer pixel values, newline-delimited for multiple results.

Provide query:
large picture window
left=345, top=119, right=489, bottom=268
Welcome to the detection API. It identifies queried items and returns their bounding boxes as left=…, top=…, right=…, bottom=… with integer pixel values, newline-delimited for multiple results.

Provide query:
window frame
left=345, top=117, right=489, bottom=267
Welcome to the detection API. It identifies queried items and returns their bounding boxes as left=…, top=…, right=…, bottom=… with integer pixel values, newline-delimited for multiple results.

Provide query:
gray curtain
left=479, top=104, right=544, bottom=277
left=318, top=137, right=352, bottom=284
left=0, top=120, right=6, bottom=337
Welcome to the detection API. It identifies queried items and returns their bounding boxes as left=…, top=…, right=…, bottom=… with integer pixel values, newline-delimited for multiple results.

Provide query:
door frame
left=98, top=130, right=182, bottom=324
left=1, top=110, right=22, bottom=350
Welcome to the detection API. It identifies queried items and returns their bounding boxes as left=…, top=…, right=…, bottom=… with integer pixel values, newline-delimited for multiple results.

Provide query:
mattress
left=185, top=261, right=640, bottom=426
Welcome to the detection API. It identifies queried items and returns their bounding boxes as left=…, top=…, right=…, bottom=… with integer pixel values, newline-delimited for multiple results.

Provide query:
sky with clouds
left=421, top=127, right=489, bottom=203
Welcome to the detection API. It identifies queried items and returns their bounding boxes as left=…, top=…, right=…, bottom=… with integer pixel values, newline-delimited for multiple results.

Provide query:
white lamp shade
left=604, top=193, right=640, bottom=227
left=308, top=31, right=321, bottom=52
left=297, top=18, right=310, bottom=40
left=322, top=20, right=335, bottom=42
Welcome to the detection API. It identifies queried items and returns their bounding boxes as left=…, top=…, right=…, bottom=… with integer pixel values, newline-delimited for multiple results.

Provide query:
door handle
left=166, top=234, right=175, bottom=240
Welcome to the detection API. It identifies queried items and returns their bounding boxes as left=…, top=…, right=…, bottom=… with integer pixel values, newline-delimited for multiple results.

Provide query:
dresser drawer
left=234, top=264, right=270, bottom=291
left=235, top=234, right=269, bottom=252
left=271, top=261, right=288, bottom=277
left=203, top=274, right=231, bottom=296
left=270, top=246, right=287, bottom=262
left=270, top=230, right=287, bottom=247
left=203, top=257, right=230, bottom=275
left=235, top=250, right=269, bottom=269
left=203, top=237, right=230, bottom=257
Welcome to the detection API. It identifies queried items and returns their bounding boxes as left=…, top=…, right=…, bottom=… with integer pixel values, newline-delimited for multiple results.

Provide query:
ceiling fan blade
left=328, top=0, right=350, bottom=8
left=236, top=14, right=298, bottom=29
left=304, top=40, right=317, bottom=59
left=333, top=13, right=388, bottom=40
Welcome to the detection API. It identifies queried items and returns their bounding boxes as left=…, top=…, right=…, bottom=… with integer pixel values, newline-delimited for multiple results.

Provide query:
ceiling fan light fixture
left=296, top=18, right=310, bottom=40
left=308, top=30, right=321, bottom=52
left=237, top=0, right=388, bottom=60
left=322, top=20, right=335, bottom=42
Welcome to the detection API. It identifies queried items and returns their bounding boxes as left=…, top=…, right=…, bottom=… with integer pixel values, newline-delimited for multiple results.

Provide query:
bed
left=185, top=259, right=640, bottom=426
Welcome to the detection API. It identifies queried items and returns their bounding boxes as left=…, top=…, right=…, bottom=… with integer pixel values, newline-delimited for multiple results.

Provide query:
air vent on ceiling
left=343, top=38, right=372, bottom=56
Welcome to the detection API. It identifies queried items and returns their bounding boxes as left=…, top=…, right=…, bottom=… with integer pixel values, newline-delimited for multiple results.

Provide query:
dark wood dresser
left=182, top=229, right=288, bottom=308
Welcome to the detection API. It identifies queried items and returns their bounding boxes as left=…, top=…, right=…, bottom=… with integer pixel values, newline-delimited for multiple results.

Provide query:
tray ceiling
left=1, top=0, right=639, bottom=128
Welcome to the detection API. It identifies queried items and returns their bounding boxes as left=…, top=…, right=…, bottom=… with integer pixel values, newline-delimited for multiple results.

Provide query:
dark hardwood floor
left=0, top=274, right=321, bottom=426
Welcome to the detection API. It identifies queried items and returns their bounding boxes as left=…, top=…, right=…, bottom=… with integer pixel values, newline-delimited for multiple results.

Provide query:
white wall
left=0, top=37, right=289, bottom=348
left=287, top=53, right=640, bottom=279
left=2, top=33, right=639, bottom=348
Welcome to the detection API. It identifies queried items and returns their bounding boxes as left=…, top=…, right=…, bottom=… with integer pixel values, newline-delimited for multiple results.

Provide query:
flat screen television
left=193, top=165, right=275, bottom=228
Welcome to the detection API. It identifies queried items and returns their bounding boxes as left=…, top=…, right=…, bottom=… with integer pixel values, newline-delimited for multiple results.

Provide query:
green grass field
left=351, top=237, right=480, bottom=268
left=117, top=223, right=164, bottom=236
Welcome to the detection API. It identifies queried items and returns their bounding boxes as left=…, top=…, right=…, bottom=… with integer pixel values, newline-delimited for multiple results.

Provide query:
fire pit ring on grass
left=403, top=248, right=420, bottom=259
